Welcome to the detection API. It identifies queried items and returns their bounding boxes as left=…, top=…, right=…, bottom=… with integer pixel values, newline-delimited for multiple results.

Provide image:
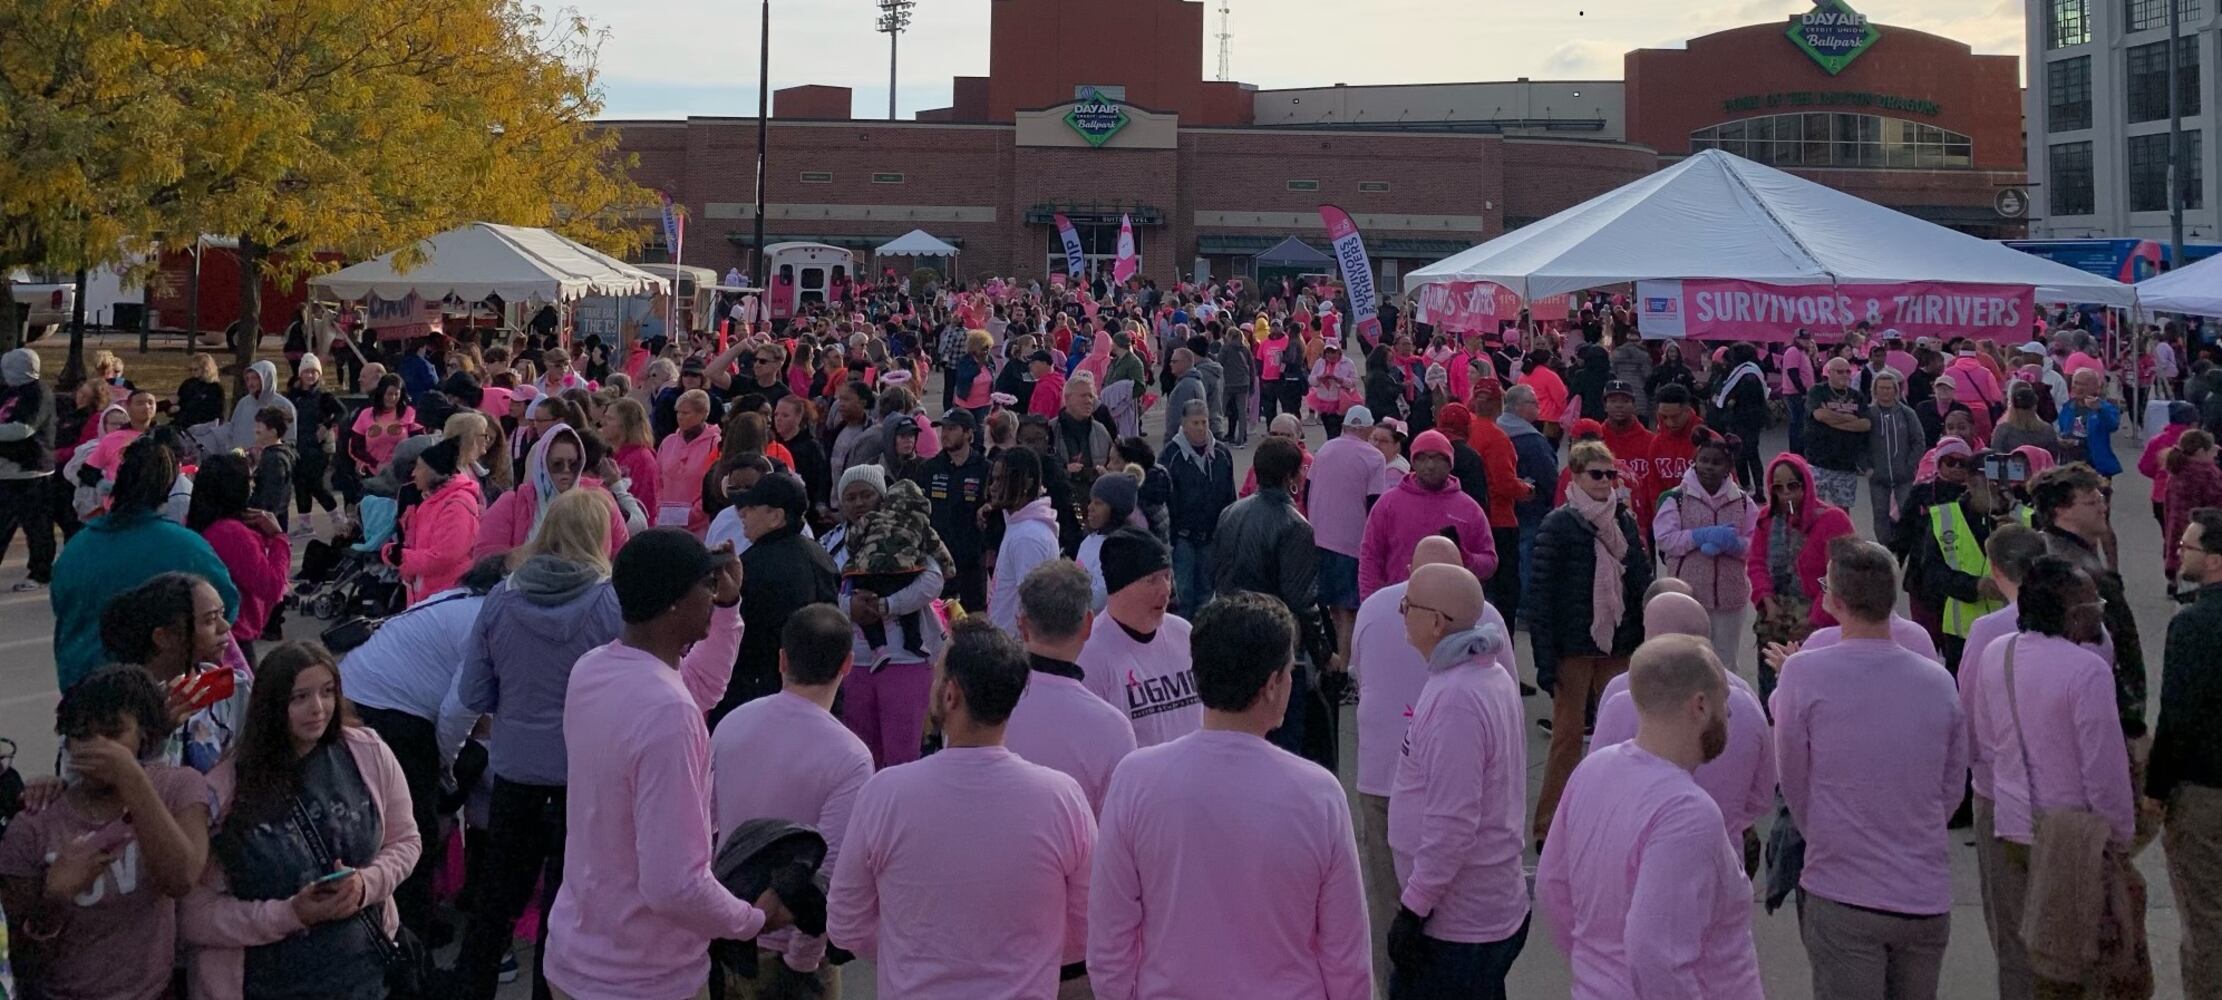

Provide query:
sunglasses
left=1583, top=468, right=1621, bottom=481
left=545, top=458, right=582, bottom=474
left=1938, top=456, right=1970, bottom=469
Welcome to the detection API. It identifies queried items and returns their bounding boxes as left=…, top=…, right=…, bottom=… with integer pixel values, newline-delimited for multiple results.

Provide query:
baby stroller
left=292, top=495, right=404, bottom=621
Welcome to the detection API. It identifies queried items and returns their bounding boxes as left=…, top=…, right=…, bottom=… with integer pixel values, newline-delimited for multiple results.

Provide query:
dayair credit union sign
left=1065, top=88, right=1130, bottom=148
left=1787, top=0, right=1881, bottom=76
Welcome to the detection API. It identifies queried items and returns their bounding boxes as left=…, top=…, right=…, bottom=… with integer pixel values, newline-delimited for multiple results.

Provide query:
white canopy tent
left=1405, top=149, right=2137, bottom=307
left=875, top=229, right=960, bottom=257
left=308, top=223, right=666, bottom=305
left=2127, top=252, right=2222, bottom=316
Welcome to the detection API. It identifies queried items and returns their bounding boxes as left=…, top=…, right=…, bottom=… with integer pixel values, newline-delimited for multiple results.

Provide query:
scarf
left=1168, top=432, right=1215, bottom=478
left=1712, top=361, right=1765, bottom=410
left=1567, top=486, right=1630, bottom=652
left=1427, top=623, right=1507, bottom=672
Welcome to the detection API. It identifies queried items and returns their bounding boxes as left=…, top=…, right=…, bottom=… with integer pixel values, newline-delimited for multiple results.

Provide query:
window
left=2128, top=0, right=2202, bottom=31
left=1358, top=181, right=1392, bottom=192
left=2051, top=141, right=2096, bottom=215
left=799, top=170, right=833, bottom=183
left=1287, top=179, right=1320, bottom=191
left=2127, top=40, right=2200, bottom=123
left=2051, top=0, right=2091, bottom=47
left=2129, top=131, right=2205, bottom=210
left=2049, top=57, right=2093, bottom=131
left=1688, top=113, right=1972, bottom=169
left=872, top=172, right=905, bottom=184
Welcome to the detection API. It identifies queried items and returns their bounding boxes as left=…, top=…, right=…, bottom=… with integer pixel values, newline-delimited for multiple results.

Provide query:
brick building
left=606, top=0, right=2024, bottom=287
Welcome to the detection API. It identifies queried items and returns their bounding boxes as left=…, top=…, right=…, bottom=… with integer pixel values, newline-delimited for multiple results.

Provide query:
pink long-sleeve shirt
left=1353, top=583, right=1517, bottom=797
left=1970, top=632, right=2136, bottom=846
left=1536, top=742, right=1763, bottom=1000
left=828, top=745, right=1095, bottom=1000
left=1088, top=729, right=1372, bottom=1000
left=1078, top=611, right=1202, bottom=747
left=544, top=606, right=758, bottom=1000
left=708, top=689, right=873, bottom=971
left=1005, top=665, right=1139, bottom=815
left=1388, top=655, right=1529, bottom=943
left=1308, top=433, right=1387, bottom=557
left=201, top=517, right=293, bottom=645
left=1799, top=613, right=1941, bottom=663
left=1959, top=603, right=2114, bottom=802
left=1592, top=672, right=1775, bottom=836
left=1774, top=638, right=1967, bottom=915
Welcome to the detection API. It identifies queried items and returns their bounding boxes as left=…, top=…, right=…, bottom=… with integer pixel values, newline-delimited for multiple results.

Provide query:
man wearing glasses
left=2031, top=463, right=2150, bottom=746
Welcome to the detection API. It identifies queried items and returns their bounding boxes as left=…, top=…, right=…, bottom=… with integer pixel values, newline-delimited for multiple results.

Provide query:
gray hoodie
left=452, top=555, right=622, bottom=784
left=1867, top=400, right=1927, bottom=488
left=0, top=349, right=54, bottom=479
left=228, top=359, right=295, bottom=449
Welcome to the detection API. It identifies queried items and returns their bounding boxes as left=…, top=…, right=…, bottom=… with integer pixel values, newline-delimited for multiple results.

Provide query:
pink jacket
left=400, top=474, right=483, bottom=603
left=1652, top=471, right=1760, bottom=614
left=656, top=423, right=722, bottom=513
left=184, top=726, right=421, bottom=1000
left=2140, top=422, right=2189, bottom=502
left=201, top=518, right=293, bottom=645
left=472, top=479, right=628, bottom=562
left=1745, top=453, right=1855, bottom=626
left=613, top=442, right=660, bottom=521
left=1358, top=473, right=1498, bottom=600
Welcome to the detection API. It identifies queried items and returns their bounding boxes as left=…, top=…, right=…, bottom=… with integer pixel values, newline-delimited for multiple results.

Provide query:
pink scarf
left=1566, top=485, right=1629, bottom=652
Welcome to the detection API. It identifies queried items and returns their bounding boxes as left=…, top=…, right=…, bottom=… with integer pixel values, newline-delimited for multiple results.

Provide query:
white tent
left=875, top=229, right=960, bottom=257
left=1406, top=149, right=2136, bottom=307
left=309, top=223, right=666, bottom=304
left=2127, top=252, right=2222, bottom=316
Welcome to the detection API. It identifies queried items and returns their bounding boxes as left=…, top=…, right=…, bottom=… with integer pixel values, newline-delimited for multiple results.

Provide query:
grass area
left=30, top=329, right=263, bottom=390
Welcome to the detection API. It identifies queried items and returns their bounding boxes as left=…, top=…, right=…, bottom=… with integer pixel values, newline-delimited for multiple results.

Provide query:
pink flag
left=1112, top=213, right=1138, bottom=285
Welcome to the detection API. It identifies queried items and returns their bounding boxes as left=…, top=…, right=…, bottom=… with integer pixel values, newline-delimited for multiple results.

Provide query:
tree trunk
left=1, top=277, right=20, bottom=355
left=232, top=239, right=264, bottom=398
left=61, top=267, right=89, bottom=385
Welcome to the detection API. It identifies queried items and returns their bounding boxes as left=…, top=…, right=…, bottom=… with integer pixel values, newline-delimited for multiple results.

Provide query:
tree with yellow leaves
left=156, top=0, right=649, bottom=391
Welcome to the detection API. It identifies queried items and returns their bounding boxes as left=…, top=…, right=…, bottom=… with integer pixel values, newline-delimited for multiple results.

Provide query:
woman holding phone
left=183, top=641, right=421, bottom=1000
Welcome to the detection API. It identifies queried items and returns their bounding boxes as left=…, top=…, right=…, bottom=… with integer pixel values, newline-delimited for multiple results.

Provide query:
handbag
left=290, top=795, right=433, bottom=999
left=2000, top=640, right=2152, bottom=994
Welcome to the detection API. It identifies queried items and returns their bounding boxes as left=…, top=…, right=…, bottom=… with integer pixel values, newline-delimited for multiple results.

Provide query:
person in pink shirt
left=1778, top=611, right=1942, bottom=664
left=1311, top=405, right=1389, bottom=664
left=1357, top=430, right=1497, bottom=600
left=1969, top=555, right=2138, bottom=997
left=1006, top=560, right=1139, bottom=814
left=1592, top=593, right=1775, bottom=852
left=1089, top=592, right=1373, bottom=1000
left=598, top=396, right=662, bottom=522
left=1945, top=349, right=2004, bottom=427
left=656, top=389, right=722, bottom=529
left=708, top=604, right=873, bottom=996
left=1385, top=563, right=1529, bottom=997
left=828, top=619, right=1096, bottom=1000
left=1773, top=537, right=1967, bottom=999
left=1078, top=529, right=1202, bottom=747
left=1535, top=635, right=1764, bottom=1000
left=545, top=529, right=786, bottom=1000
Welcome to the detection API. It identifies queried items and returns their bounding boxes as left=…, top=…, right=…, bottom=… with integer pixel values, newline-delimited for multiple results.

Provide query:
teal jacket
left=51, top=508, right=239, bottom=689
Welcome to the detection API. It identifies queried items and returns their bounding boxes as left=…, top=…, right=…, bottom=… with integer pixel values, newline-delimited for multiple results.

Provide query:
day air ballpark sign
left=1787, top=0, right=1881, bottom=76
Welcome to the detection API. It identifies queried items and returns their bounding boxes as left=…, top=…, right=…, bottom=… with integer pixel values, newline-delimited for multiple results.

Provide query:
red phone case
left=171, top=670, right=237, bottom=714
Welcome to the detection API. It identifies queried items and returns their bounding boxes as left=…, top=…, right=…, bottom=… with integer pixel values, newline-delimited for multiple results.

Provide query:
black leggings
left=294, top=449, right=339, bottom=515
left=1734, top=431, right=1764, bottom=492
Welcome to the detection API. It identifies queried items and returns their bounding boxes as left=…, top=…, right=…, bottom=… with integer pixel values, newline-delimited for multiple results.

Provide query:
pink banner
left=1112, top=214, right=1138, bottom=285
left=1643, top=278, right=2035, bottom=343
left=1318, top=205, right=1383, bottom=347
left=1412, top=281, right=1570, bottom=331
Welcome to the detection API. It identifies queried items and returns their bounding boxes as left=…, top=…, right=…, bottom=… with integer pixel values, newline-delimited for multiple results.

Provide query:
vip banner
left=1631, top=278, right=2034, bottom=343
left=1054, top=213, right=1085, bottom=279
left=1112, top=213, right=1138, bottom=285
left=1411, top=281, right=1572, bottom=331
left=1319, top=205, right=1383, bottom=346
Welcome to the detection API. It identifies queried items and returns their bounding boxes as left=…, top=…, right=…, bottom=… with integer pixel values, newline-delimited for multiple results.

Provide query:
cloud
left=1541, top=41, right=1627, bottom=77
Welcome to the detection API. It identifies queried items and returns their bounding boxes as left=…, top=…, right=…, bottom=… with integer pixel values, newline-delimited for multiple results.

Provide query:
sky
left=580, top=0, right=2026, bottom=122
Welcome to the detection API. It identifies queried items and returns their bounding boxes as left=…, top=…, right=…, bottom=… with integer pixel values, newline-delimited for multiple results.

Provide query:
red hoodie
left=1745, top=452, right=1856, bottom=627
left=1634, top=417, right=1699, bottom=543
left=1464, top=415, right=1525, bottom=528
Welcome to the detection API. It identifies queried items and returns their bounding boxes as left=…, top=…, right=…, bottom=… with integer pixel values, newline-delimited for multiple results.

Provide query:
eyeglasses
left=1583, top=468, right=1620, bottom=482
left=1399, top=597, right=1452, bottom=626
left=2180, top=541, right=2213, bottom=556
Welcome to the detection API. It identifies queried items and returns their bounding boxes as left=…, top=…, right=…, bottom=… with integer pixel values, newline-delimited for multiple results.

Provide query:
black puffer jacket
left=721, top=524, right=839, bottom=723
left=1523, top=501, right=1653, bottom=693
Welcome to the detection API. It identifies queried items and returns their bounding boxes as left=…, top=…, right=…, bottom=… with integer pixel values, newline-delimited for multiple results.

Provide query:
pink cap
left=1411, top=429, right=1454, bottom=458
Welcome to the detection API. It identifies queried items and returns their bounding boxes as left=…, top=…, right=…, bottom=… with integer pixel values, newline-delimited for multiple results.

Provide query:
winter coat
left=473, top=479, right=628, bottom=564
left=251, top=441, right=295, bottom=517
left=1218, top=339, right=1254, bottom=391
left=51, top=509, right=241, bottom=689
left=1653, top=470, right=1761, bottom=614
left=1565, top=346, right=1615, bottom=422
left=1745, top=453, right=1856, bottom=627
left=201, top=517, right=292, bottom=645
left=399, top=474, right=483, bottom=604
left=456, top=556, right=623, bottom=783
left=1467, top=417, right=1523, bottom=528
left=1500, top=413, right=1559, bottom=525
left=988, top=496, right=1061, bottom=638
left=2168, top=459, right=2222, bottom=577
left=1164, top=370, right=1208, bottom=442
left=1524, top=500, right=1653, bottom=691
left=1357, top=471, right=1498, bottom=600
left=1160, top=434, right=1235, bottom=542
left=1866, top=401, right=1929, bottom=488
left=0, top=349, right=56, bottom=478
left=726, top=523, right=842, bottom=717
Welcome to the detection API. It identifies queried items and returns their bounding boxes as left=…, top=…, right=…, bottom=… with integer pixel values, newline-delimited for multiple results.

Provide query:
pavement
left=0, top=412, right=2188, bottom=999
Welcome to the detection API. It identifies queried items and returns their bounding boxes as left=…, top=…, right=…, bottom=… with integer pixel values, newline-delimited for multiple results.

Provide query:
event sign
left=364, top=292, right=442, bottom=342
left=1412, top=281, right=1572, bottom=330
left=1786, top=0, right=1880, bottom=76
left=1053, top=213, right=1085, bottom=278
left=1318, top=206, right=1383, bottom=346
left=1632, top=278, right=2034, bottom=342
left=1065, top=88, right=1130, bottom=148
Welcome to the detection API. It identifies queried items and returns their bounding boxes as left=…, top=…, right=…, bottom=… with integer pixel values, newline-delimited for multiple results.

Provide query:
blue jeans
left=1390, top=915, right=1530, bottom=1000
left=1172, top=536, right=1215, bottom=616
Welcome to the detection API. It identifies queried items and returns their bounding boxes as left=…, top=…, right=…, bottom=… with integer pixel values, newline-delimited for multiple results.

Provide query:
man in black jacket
left=2032, top=463, right=2148, bottom=742
left=0, top=348, right=56, bottom=589
left=923, top=408, right=991, bottom=611
left=2156, top=506, right=2222, bottom=986
left=718, top=474, right=839, bottom=726
left=1214, top=435, right=1338, bottom=767
left=1161, top=399, right=1234, bottom=616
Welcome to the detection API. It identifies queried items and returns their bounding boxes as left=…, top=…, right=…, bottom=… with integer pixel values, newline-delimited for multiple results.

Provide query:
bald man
left=1592, top=593, right=1776, bottom=858
left=1351, top=537, right=1515, bottom=993
left=1385, top=563, right=1530, bottom=998
left=1536, top=636, right=1763, bottom=999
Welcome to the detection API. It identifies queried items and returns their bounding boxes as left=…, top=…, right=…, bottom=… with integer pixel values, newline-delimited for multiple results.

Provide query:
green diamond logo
left=1065, top=88, right=1130, bottom=148
left=1787, top=0, right=1881, bottom=76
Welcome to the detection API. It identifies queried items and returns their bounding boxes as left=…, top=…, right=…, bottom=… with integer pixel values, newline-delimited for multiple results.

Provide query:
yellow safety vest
left=1932, top=503, right=2004, bottom=637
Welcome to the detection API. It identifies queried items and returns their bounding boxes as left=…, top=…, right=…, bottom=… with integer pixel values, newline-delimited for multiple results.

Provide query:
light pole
left=876, top=1, right=914, bottom=121
left=2169, top=0, right=2185, bottom=268
left=752, top=0, right=770, bottom=289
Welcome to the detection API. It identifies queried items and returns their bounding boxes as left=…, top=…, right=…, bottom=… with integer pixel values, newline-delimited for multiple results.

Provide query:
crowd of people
left=0, top=266, right=2209, bottom=1000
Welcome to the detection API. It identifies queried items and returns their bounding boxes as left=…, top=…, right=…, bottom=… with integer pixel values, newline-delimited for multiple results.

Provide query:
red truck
left=144, top=241, right=348, bottom=344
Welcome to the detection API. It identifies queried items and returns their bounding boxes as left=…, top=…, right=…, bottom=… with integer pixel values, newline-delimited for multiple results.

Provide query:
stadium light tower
left=877, top=0, right=915, bottom=120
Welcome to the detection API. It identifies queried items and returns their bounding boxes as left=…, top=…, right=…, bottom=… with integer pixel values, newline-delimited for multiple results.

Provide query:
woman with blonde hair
left=598, top=396, right=659, bottom=518
left=448, top=486, right=620, bottom=995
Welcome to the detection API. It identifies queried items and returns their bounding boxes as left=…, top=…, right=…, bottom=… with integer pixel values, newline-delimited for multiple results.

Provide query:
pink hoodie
left=201, top=518, right=293, bottom=644
left=399, top=473, right=483, bottom=604
left=656, top=421, right=722, bottom=515
left=1744, top=453, right=1855, bottom=626
left=1358, top=473, right=1497, bottom=600
left=1389, top=646, right=1529, bottom=943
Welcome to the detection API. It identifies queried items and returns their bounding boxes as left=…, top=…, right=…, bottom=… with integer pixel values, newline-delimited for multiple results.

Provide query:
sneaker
left=498, top=952, right=519, bottom=985
left=10, top=580, right=43, bottom=593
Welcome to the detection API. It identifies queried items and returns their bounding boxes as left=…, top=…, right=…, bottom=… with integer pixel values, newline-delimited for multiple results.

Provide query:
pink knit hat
left=1411, top=429, right=1454, bottom=459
